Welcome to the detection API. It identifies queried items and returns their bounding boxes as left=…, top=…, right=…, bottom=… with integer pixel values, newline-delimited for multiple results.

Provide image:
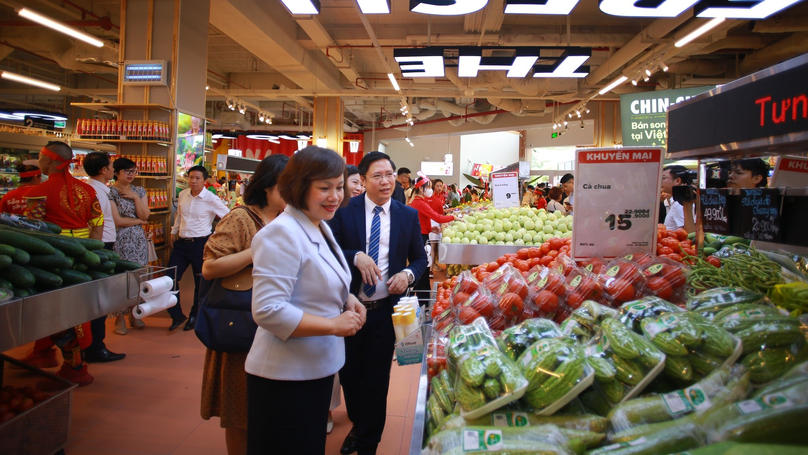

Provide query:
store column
left=313, top=97, right=344, bottom=154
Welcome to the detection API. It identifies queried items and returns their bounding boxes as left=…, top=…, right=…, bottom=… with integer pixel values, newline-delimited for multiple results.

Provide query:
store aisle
left=4, top=315, right=421, bottom=455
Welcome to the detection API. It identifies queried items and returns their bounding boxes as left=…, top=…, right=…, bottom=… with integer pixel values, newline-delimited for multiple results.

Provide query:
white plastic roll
left=132, top=294, right=177, bottom=320
left=140, top=276, right=174, bottom=299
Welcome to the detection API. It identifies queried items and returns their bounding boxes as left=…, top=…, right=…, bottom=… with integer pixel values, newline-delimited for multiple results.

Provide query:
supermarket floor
left=4, top=269, right=447, bottom=455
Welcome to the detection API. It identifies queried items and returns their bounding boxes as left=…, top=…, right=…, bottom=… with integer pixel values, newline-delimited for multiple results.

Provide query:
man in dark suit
left=391, top=166, right=410, bottom=204
left=330, top=152, right=428, bottom=455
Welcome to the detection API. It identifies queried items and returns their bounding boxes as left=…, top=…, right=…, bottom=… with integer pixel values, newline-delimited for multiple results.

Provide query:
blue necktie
left=364, top=206, right=383, bottom=297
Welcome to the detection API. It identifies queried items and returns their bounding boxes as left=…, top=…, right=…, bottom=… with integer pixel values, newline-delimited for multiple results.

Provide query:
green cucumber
left=56, top=269, right=92, bottom=285
left=3, top=264, right=36, bottom=288
left=0, top=277, right=13, bottom=289
left=112, top=258, right=142, bottom=272
left=72, top=262, right=88, bottom=272
left=27, top=254, right=74, bottom=270
left=0, top=244, right=15, bottom=256
left=79, top=250, right=101, bottom=267
left=11, top=248, right=30, bottom=265
left=106, top=250, right=121, bottom=260
left=11, top=287, right=31, bottom=297
left=42, top=221, right=62, bottom=234
left=0, top=230, right=56, bottom=255
left=86, top=270, right=110, bottom=280
left=93, top=261, right=116, bottom=272
left=0, top=255, right=11, bottom=269
left=24, top=265, right=62, bottom=290
left=714, top=403, right=808, bottom=445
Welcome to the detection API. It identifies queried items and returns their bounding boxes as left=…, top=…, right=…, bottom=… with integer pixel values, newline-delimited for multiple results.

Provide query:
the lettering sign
left=620, top=87, right=713, bottom=147
left=491, top=171, right=519, bottom=208
left=23, top=116, right=55, bottom=131
left=668, top=56, right=808, bottom=155
left=738, top=188, right=782, bottom=242
left=572, top=147, right=663, bottom=260
left=280, top=0, right=798, bottom=19
left=699, top=189, right=731, bottom=235
left=394, top=47, right=590, bottom=79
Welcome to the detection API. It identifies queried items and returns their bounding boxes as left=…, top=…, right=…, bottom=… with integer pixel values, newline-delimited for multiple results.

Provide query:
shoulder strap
left=237, top=205, right=264, bottom=228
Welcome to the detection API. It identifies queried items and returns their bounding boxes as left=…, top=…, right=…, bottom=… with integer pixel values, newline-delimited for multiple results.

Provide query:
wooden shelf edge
left=70, top=103, right=174, bottom=112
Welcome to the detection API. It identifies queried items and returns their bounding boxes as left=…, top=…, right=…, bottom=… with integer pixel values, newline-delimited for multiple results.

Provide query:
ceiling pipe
left=739, top=32, right=808, bottom=74
left=752, top=16, right=808, bottom=33
left=667, top=59, right=727, bottom=76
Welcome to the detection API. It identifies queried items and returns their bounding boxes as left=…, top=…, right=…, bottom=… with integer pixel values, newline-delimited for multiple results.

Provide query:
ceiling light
left=238, top=105, right=246, bottom=114
left=695, top=0, right=800, bottom=19
left=504, top=0, right=580, bottom=15
left=598, top=76, right=628, bottom=95
left=279, top=0, right=321, bottom=15
left=552, top=123, right=557, bottom=129
left=356, top=0, right=390, bottom=14
left=205, top=86, right=210, bottom=90
left=1, top=71, right=61, bottom=91
left=18, top=8, right=104, bottom=47
left=643, top=74, right=650, bottom=82
left=279, top=135, right=297, bottom=140
left=659, top=61, right=669, bottom=72
left=585, top=107, right=591, bottom=113
left=676, top=17, right=725, bottom=48
left=645, top=68, right=652, bottom=77
left=576, top=110, right=581, bottom=118
left=568, top=113, right=573, bottom=118
left=296, top=134, right=311, bottom=139
left=267, top=118, right=272, bottom=124
left=409, top=141, right=414, bottom=147
left=631, top=78, right=638, bottom=86
left=387, top=73, right=400, bottom=91
left=405, top=137, right=412, bottom=143
left=246, top=134, right=280, bottom=140
left=258, top=112, right=265, bottom=122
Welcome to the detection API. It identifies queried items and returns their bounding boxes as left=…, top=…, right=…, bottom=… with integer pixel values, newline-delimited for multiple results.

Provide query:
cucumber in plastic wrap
left=424, top=424, right=580, bottom=455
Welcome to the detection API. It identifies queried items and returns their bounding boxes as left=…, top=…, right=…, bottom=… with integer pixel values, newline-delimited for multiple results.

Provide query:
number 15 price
left=605, top=213, right=632, bottom=231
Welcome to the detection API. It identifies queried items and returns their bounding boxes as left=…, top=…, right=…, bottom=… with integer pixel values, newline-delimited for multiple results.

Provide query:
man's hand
left=387, top=272, right=410, bottom=295
left=345, top=294, right=367, bottom=326
left=170, top=233, right=177, bottom=246
left=355, top=252, right=382, bottom=286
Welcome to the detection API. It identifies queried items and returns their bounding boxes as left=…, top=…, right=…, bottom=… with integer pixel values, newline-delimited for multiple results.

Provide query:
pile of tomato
left=0, top=385, right=48, bottom=423
left=657, top=225, right=697, bottom=263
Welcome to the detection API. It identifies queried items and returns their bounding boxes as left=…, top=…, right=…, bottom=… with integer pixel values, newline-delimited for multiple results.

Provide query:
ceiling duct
left=752, top=16, right=808, bottom=33
left=740, top=32, right=808, bottom=74
left=0, top=28, right=118, bottom=73
left=486, top=98, right=548, bottom=116
left=667, top=59, right=727, bottom=76
left=212, top=111, right=252, bottom=130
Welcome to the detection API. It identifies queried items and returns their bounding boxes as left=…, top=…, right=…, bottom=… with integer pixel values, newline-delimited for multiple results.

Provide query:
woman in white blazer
left=246, top=146, right=367, bottom=454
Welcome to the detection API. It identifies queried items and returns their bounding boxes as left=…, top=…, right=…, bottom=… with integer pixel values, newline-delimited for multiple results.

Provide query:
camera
left=672, top=185, right=698, bottom=204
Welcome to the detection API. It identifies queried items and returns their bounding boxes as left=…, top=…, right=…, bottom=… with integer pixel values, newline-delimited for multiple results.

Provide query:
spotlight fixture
left=258, top=112, right=265, bottom=122
left=552, top=123, right=557, bottom=130
left=267, top=118, right=272, bottom=125
left=643, top=74, right=650, bottom=82
left=585, top=107, right=590, bottom=113
left=563, top=120, right=568, bottom=126
left=205, top=86, right=210, bottom=90
left=645, top=68, right=652, bottom=77
left=631, top=78, right=638, bottom=86
left=659, top=61, right=669, bottom=72
left=576, top=110, right=581, bottom=118
left=238, top=104, right=246, bottom=114
left=568, top=113, right=573, bottom=118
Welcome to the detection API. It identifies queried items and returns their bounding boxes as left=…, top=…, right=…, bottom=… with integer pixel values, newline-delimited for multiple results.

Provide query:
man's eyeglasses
left=122, top=168, right=138, bottom=176
left=367, top=172, right=395, bottom=182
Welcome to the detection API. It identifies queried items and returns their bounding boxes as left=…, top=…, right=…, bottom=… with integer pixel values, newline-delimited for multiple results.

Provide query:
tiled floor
left=3, top=269, right=447, bottom=455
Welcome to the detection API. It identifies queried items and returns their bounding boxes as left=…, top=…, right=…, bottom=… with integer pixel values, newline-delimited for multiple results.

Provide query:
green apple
left=504, top=233, right=514, bottom=243
left=524, top=220, right=535, bottom=230
left=562, top=231, right=572, bottom=238
left=463, top=231, right=472, bottom=239
left=548, top=213, right=558, bottom=222
left=503, top=221, right=513, bottom=231
left=519, top=207, right=528, bottom=216
left=442, top=229, right=453, bottom=238
left=466, top=216, right=476, bottom=224
left=514, top=239, right=525, bottom=246
left=543, top=225, right=554, bottom=234
left=494, top=211, right=504, bottom=219
left=479, top=237, right=489, bottom=244
left=484, top=231, right=494, bottom=240
left=523, top=233, right=533, bottom=243
left=493, top=223, right=504, bottom=233
left=524, top=241, right=533, bottom=246
left=455, top=223, right=467, bottom=233
left=505, top=241, right=514, bottom=246
left=558, top=223, right=568, bottom=233
left=512, top=231, right=523, bottom=240
left=549, top=221, right=559, bottom=229
left=495, top=241, right=505, bottom=246
left=460, top=237, right=470, bottom=244
left=508, top=215, right=518, bottom=222
left=512, top=221, right=521, bottom=230
left=469, top=239, right=478, bottom=245
left=495, top=232, right=505, bottom=242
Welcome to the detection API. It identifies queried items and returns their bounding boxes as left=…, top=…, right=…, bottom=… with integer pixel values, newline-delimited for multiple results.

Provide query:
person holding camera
left=661, top=165, right=696, bottom=234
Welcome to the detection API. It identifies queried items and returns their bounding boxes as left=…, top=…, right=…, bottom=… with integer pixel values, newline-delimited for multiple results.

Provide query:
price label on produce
left=491, top=171, right=519, bottom=209
left=571, top=147, right=663, bottom=260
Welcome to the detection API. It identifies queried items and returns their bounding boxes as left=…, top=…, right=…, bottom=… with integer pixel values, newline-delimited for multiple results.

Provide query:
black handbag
left=194, top=207, right=263, bottom=352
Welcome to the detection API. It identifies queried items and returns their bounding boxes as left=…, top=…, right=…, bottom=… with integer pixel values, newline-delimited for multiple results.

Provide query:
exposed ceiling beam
left=210, top=0, right=344, bottom=90
left=295, top=15, right=364, bottom=88
left=222, top=88, right=562, bottom=99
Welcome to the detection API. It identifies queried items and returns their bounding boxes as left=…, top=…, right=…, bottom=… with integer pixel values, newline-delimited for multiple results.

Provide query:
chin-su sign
left=280, top=0, right=799, bottom=20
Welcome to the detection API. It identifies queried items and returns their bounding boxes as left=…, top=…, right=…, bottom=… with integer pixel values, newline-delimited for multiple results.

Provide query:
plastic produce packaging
left=446, top=317, right=499, bottom=373
left=586, top=421, right=705, bottom=455
left=606, top=365, right=750, bottom=434
left=517, top=338, right=593, bottom=415
left=686, top=287, right=769, bottom=320
left=423, top=424, right=577, bottom=455
left=578, top=256, right=608, bottom=275
left=453, top=345, right=528, bottom=419
left=560, top=300, right=619, bottom=343
left=640, top=311, right=741, bottom=383
left=679, top=442, right=808, bottom=455
left=526, top=265, right=572, bottom=323
left=496, top=318, right=563, bottom=362
left=618, top=247, right=655, bottom=268
left=482, top=263, right=537, bottom=327
left=453, top=287, right=498, bottom=327
left=640, top=256, right=690, bottom=305
left=587, top=318, right=666, bottom=405
left=438, top=409, right=609, bottom=434
left=563, top=262, right=604, bottom=311
left=431, top=369, right=457, bottom=415
left=598, top=258, right=650, bottom=307
left=617, top=296, right=684, bottom=334
left=427, top=332, right=448, bottom=380
left=770, top=281, right=808, bottom=313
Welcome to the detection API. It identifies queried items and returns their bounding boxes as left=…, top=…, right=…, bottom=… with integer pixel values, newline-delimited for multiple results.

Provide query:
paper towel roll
left=133, top=294, right=178, bottom=320
left=140, top=276, right=174, bottom=299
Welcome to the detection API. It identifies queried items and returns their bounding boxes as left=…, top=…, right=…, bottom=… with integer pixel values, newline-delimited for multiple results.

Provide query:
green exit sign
left=551, top=132, right=559, bottom=138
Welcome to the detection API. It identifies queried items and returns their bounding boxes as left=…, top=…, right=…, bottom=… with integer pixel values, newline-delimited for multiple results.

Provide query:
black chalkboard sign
left=780, top=195, right=808, bottom=247
left=700, top=189, right=731, bottom=235
left=738, top=188, right=782, bottom=242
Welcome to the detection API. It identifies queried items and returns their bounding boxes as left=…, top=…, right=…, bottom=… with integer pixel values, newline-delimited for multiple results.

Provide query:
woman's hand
left=118, top=187, right=137, bottom=200
left=345, top=294, right=367, bottom=326
left=331, top=311, right=364, bottom=337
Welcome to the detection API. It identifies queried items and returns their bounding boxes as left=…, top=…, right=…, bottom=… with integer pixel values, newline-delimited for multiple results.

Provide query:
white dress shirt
left=87, top=178, right=116, bottom=243
left=359, top=194, right=392, bottom=301
left=171, top=188, right=230, bottom=238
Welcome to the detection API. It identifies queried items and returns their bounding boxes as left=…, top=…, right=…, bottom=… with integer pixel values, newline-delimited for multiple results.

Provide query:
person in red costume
left=0, top=164, right=42, bottom=214
left=16, top=141, right=105, bottom=386
left=409, top=174, right=455, bottom=304
left=425, top=178, right=447, bottom=273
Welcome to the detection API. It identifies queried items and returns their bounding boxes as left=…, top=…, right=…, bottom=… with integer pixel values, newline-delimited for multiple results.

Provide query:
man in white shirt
left=166, top=166, right=230, bottom=331
left=83, top=152, right=126, bottom=362
left=661, top=165, right=696, bottom=233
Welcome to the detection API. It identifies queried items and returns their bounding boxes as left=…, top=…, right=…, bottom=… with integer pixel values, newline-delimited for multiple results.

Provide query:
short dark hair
left=188, top=165, right=208, bottom=180
left=397, top=167, right=411, bottom=176
left=243, top=155, right=289, bottom=209
left=217, top=177, right=226, bottom=184
left=433, top=178, right=443, bottom=186
left=83, top=152, right=111, bottom=177
left=663, top=165, right=692, bottom=184
left=548, top=187, right=563, bottom=201
left=560, top=173, right=574, bottom=184
left=113, top=157, right=136, bottom=175
left=346, top=164, right=360, bottom=178
left=278, top=146, right=345, bottom=210
left=732, top=158, right=769, bottom=187
left=358, top=151, right=395, bottom=176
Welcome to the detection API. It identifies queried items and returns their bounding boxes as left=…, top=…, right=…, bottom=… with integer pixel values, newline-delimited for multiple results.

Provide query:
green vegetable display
left=518, top=339, right=588, bottom=412
left=454, top=346, right=528, bottom=416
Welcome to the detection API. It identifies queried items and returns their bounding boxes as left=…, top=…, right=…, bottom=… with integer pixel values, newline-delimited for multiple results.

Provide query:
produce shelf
left=439, top=243, right=524, bottom=265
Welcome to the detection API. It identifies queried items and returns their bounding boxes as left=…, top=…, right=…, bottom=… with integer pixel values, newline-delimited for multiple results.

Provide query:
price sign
left=772, top=156, right=808, bottom=187
left=700, top=189, right=731, bottom=235
left=491, top=171, right=519, bottom=209
left=572, top=147, right=663, bottom=260
left=738, top=188, right=782, bottom=242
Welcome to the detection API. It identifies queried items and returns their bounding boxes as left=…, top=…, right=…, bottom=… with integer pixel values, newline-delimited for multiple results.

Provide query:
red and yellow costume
left=23, top=148, right=103, bottom=370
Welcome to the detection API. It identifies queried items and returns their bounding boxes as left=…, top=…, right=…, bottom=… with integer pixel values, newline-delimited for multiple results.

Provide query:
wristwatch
left=403, top=269, right=415, bottom=285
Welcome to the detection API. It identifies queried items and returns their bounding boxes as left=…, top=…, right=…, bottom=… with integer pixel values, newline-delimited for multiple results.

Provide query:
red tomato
left=452, top=292, right=470, bottom=307
left=661, top=238, right=680, bottom=250
left=528, top=247, right=542, bottom=259
left=470, top=293, right=495, bottom=317
left=659, top=247, right=674, bottom=255
left=539, top=256, right=554, bottom=266
left=486, top=262, right=500, bottom=273
left=513, top=260, right=530, bottom=273
left=507, top=281, right=530, bottom=300
left=488, top=313, right=506, bottom=330
left=706, top=256, right=722, bottom=268
left=549, top=238, right=564, bottom=251
left=559, top=246, right=570, bottom=255
left=533, top=290, right=559, bottom=313
left=674, top=228, right=688, bottom=241
left=680, top=240, right=692, bottom=248
left=682, top=248, right=696, bottom=257
left=667, top=253, right=683, bottom=262
left=647, top=277, right=674, bottom=300
left=548, top=250, right=559, bottom=258
left=457, top=279, right=480, bottom=295
left=528, top=257, right=542, bottom=268
left=496, top=256, right=508, bottom=266
left=540, top=243, right=551, bottom=255
left=662, top=264, right=687, bottom=287
left=566, top=292, right=584, bottom=309
left=458, top=306, right=481, bottom=324
left=544, top=273, right=566, bottom=297
left=498, top=293, right=524, bottom=317
left=605, top=278, right=635, bottom=302
left=517, top=248, right=530, bottom=260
